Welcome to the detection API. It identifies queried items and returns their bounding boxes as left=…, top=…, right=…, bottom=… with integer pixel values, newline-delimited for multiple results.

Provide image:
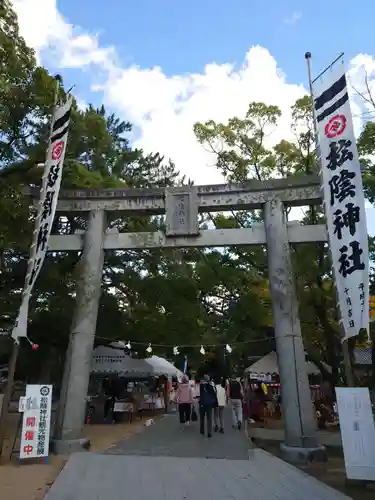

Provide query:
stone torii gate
left=39, top=175, right=326, bottom=462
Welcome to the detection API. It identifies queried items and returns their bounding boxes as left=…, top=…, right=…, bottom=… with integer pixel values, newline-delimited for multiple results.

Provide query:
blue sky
left=59, top=0, right=375, bottom=85
left=12, top=0, right=375, bottom=233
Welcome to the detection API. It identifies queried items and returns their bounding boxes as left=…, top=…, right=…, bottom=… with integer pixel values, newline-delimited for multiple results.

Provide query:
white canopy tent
left=91, top=346, right=148, bottom=375
left=145, top=355, right=184, bottom=378
left=91, top=345, right=183, bottom=378
left=245, top=350, right=327, bottom=378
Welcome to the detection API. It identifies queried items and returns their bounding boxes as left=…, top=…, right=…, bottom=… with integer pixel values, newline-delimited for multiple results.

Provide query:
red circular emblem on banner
left=324, top=114, right=347, bottom=138
left=52, top=141, right=64, bottom=160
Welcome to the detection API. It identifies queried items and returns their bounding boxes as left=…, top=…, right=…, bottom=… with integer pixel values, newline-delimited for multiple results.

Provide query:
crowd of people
left=175, top=374, right=269, bottom=437
left=94, top=371, right=339, bottom=432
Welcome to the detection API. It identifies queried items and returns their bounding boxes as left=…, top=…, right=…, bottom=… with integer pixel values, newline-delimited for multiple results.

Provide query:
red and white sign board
left=19, top=385, right=52, bottom=460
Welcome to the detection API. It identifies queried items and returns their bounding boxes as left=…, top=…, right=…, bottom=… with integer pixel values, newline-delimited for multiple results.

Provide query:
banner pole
left=0, top=76, right=61, bottom=459
left=342, top=340, right=355, bottom=387
left=305, top=52, right=320, bottom=152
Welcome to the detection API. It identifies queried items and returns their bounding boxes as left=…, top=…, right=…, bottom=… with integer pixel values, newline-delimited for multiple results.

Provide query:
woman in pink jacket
left=177, top=375, right=193, bottom=425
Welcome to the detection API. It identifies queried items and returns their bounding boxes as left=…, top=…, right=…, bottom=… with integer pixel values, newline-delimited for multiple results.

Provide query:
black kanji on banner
left=36, top=222, right=49, bottom=253
left=338, top=241, right=365, bottom=278
left=333, top=203, right=360, bottom=239
left=325, top=140, right=353, bottom=170
left=29, top=257, right=42, bottom=287
left=41, top=191, right=55, bottom=221
left=46, top=163, right=61, bottom=188
left=329, top=169, right=356, bottom=206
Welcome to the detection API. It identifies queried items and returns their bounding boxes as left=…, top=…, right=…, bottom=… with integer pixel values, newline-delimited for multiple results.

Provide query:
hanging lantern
left=200, top=345, right=205, bottom=355
left=146, top=343, right=152, bottom=354
left=26, top=337, right=39, bottom=350
left=225, top=344, right=232, bottom=353
left=126, top=341, right=131, bottom=350
left=173, top=346, right=179, bottom=356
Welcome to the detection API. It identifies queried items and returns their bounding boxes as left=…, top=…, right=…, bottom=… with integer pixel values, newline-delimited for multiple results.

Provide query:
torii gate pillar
left=264, top=198, right=326, bottom=463
left=52, top=209, right=106, bottom=454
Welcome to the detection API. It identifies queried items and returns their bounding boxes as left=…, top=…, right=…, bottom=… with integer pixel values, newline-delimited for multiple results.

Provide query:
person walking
left=227, top=377, right=244, bottom=430
left=177, top=375, right=193, bottom=426
left=199, top=374, right=218, bottom=437
left=214, top=377, right=226, bottom=433
left=103, top=384, right=117, bottom=424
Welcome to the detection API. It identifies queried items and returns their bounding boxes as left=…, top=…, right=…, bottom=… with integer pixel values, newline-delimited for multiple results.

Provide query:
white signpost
left=19, top=385, right=52, bottom=462
left=335, top=387, right=375, bottom=481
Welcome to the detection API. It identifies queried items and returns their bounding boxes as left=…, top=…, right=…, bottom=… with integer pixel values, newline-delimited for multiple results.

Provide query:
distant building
left=353, top=347, right=373, bottom=378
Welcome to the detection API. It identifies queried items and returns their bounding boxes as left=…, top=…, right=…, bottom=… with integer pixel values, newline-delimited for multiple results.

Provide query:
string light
left=200, top=345, right=205, bottom=355
left=225, top=344, right=232, bottom=353
left=146, top=343, right=153, bottom=354
left=95, top=334, right=273, bottom=349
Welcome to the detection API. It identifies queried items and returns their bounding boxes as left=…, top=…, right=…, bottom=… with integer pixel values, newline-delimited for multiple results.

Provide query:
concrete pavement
left=45, top=411, right=352, bottom=500
left=104, top=412, right=250, bottom=459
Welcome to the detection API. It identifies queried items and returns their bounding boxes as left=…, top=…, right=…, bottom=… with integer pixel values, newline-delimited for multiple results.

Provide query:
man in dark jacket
left=227, top=377, right=244, bottom=429
left=199, top=374, right=217, bottom=437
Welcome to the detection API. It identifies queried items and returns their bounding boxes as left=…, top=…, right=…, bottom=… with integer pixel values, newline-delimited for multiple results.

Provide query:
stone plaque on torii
left=28, top=174, right=326, bottom=462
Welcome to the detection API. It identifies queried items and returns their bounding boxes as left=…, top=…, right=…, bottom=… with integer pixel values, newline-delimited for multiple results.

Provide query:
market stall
left=88, top=344, right=183, bottom=422
left=245, top=350, right=325, bottom=378
left=244, top=351, right=329, bottom=424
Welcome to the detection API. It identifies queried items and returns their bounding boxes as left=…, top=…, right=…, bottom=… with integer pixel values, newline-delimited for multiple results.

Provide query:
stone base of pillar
left=280, top=443, right=327, bottom=465
left=51, top=436, right=91, bottom=455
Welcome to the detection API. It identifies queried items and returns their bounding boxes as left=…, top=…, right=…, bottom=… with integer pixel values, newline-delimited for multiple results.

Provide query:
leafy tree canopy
left=1, top=1, right=374, bottom=386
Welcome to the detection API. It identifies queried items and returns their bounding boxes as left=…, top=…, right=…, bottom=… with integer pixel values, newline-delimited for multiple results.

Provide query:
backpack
left=200, top=381, right=218, bottom=405
left=229, top=380, right=242, bottom=399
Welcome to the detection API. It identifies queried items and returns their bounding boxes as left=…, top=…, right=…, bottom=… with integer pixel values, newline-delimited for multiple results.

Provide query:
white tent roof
left=91, top=346, right=148, bottom=375
left=245, top=350, right=324, bottom=376
left=91, top=346, right=183, bottom=377
left=145, top=356, right=184, bottom=378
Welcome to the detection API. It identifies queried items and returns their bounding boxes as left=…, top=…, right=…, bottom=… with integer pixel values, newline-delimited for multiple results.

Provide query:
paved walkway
left=104, top=412, right=250, bottom=459
left=45, top=411, right=352, bottom=500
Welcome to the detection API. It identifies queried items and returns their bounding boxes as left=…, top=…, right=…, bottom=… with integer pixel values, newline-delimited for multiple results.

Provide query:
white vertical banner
left=12, top=96, right=73, bottom=341
left=19, top=385, right=52, bottom=459
left=312, top=59, right=369, bottom=341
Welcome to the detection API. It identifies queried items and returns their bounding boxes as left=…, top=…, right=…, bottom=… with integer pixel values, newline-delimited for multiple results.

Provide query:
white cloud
left=283, top=11, right=302, bottom=25
left=76, top=98, right=89, bottom=111
left=11, top=0, right=116, bottom=69
left=10, top=0, right=375, bottom=187
left=98, top=47, right=307, bottom=183
left=347, top=54, right=375, bottom=126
